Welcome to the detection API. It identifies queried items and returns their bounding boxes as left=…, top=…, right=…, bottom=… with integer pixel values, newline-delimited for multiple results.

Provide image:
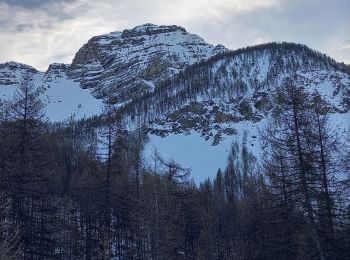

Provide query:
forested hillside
left=0, top=73, right=349, bottom=259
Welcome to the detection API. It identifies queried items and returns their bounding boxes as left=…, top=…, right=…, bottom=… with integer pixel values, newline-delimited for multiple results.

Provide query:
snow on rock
left=1, top=31, right=349, bottom=183
left=0, top=61, right=38, bottom=86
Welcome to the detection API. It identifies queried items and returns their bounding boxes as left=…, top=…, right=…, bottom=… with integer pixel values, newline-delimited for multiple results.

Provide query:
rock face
left=68, top=23, right=227, bottom=103
left=0, top=62, right=70, bottom=86
left=44, top=63, right=70, bottom=83
left=0, top=24, right=227, bottom=121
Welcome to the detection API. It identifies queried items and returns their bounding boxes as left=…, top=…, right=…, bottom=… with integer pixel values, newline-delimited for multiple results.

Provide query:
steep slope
left=68, top=23, right=227, bottom=103
left=121, top=43, right=349, bottom=133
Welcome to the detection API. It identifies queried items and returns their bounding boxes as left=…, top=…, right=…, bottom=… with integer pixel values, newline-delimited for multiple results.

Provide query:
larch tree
left=261, top=80, right=326, bottom=259
left=4, top=79, right=52, bottom=259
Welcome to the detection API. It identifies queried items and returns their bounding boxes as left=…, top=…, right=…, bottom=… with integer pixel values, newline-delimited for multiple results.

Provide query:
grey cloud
left=0, top=0, right=86, bottom=35
left=190, top=0, right=350, bottom=62
left=14, top=23, right=34, bottom=32
left=1, top=0, right=75, bottom=9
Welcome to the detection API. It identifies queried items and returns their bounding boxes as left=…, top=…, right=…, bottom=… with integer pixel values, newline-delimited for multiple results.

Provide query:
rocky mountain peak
left=68, top=24, right=228, bottom=103
left=44, top=63, right=70, bottom=83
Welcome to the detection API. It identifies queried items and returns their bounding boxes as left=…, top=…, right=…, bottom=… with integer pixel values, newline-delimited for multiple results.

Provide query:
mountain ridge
left=1, top=26, right=349, bottom=130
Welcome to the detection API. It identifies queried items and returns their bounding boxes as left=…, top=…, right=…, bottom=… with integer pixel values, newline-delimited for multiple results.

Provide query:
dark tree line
left=0, top=79, right=349, bottom=259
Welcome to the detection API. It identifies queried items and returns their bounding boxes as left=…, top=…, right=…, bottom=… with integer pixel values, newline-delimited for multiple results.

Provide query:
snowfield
left=42, top=75, right=103, bottom=121
left=144, top=110, right=349, bottom=183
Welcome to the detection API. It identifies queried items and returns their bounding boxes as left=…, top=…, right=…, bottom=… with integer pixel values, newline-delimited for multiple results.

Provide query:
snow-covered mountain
left=68, top=23, right=227, bottom=103
left=1, top=25, right=349, bottom=181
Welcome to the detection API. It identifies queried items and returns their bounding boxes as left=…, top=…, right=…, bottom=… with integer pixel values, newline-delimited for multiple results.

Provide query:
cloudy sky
left=0, top=0, right=349, bottom=71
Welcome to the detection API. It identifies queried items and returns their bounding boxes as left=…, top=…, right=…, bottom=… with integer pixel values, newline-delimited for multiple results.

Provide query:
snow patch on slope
left=144, top=118, right=266, bottom=183
left=42, top=75, right=103, bottom=121
left=144, top=131, right=231, bottom=181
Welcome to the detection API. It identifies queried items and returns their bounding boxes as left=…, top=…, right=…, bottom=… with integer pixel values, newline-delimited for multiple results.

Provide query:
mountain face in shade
left=118, top=42, right=350, bottom=145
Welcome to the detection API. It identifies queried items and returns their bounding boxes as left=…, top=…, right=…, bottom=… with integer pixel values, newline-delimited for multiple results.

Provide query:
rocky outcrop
left=0, top=61, right=38, bottom=85
left=44, top=63, right=69, bottom=83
